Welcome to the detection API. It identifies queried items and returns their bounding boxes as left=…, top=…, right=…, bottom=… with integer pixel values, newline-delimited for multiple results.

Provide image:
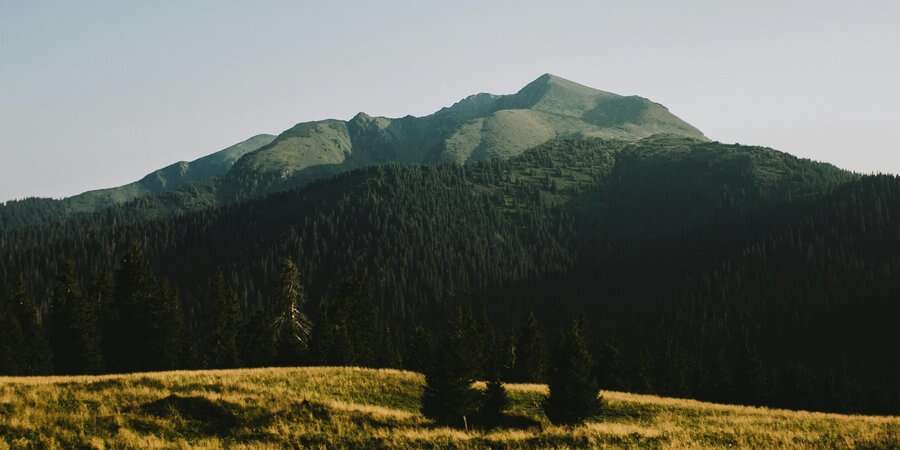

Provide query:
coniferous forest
left=2, top=135, right=899, bottom=416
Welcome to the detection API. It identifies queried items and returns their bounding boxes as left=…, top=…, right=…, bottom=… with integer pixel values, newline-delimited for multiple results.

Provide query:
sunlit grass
left=0, top=367, right=897, bottom=449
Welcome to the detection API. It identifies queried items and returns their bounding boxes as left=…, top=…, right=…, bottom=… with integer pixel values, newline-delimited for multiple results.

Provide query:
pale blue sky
left=2, top=0, right=899, bottom=201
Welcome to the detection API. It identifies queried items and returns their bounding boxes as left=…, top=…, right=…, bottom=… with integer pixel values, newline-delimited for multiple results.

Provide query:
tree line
left=1, top=137, right=898, bottom=415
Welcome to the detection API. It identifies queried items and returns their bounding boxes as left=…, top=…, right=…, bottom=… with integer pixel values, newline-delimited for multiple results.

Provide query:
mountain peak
left=521, top=73, right=605, bottom=95
left=501, top=73, right=612, bottom=117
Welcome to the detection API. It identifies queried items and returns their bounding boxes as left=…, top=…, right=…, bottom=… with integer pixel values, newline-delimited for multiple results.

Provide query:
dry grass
left=1, top=367, right=898, bottom=449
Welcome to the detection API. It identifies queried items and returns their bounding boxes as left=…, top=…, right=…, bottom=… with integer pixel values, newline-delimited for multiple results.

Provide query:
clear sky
left=2, top=0, right=899, bottom=201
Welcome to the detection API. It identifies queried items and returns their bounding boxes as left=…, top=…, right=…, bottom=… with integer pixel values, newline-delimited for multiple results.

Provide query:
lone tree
left=420, top=308, right=479, bottom=429
left=544, top=320, right=601, bottom=425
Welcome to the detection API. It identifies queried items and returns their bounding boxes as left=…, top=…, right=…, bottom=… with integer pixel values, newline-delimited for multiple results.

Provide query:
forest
left=1, top=136, right=898, bottom=415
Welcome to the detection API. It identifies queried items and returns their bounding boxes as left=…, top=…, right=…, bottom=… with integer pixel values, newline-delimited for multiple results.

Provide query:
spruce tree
left=479, top=336, right=510, bottom=428
left=420, top=308, right=479, bottom=428
left=544, top=320, right=601, bottom=425
left=375, top=325, right=402, bottom=369
left=309, top=311, right=354, bottom=366
left=594, top=341, right=623, bottom=391
left=402, top=326, right=432, bottom=373
left=0, top=294, right=23, bottom=374
left=239, top=310, right=275, bottom=367
left=106, top=244, right=156, bottom=373
left=50, top=261, right=103, bottom=374
left=346, top=277, right=378, bottom=366
left=205, top=271, right=241, bottom=369
left=10, top=276, right=51, bottom=374
left=148, top=279, right=183, bottom=370
left=512, top=312, right=546, bottom=382
left=271, top=259, right=311, bottom=366
left=734, top=338, right=765, bottom=405
left=479, top=377, right=510, bottom=428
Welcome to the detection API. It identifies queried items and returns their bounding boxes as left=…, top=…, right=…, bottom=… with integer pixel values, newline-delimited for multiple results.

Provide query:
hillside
left=0, top=367, right=896, bottom=449
left=0, top=74, right=705, bottom=228
left=0, top=134, right=275, bottom=228
left=224, top=74, right=706, bottom=199
left=7, top=136, right=895, bottom=417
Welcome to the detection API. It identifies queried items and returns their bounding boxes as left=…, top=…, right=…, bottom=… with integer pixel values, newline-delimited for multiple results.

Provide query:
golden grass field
left=0, top=367, right=898, bottom=449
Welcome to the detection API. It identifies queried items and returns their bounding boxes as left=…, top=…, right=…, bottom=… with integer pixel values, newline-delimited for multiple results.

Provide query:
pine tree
left=205, top=272, right=241, bottom=369
left=272, top=259, right=311, bottom=366
left=734, top=337, right=765, bottom=405
left=594, top=341, right=623, bottom=391
left=148, top=279, right=183, bottom=370
left=479, top=335, right=510, bottom=428
left=375, top=325, right=402, bottom=369
left=106, top=244, right=157, bottom=373
left=512, top=312, right=546, bottom=382
left=479, top=377, right=510, bottom=428
left=420, top=308, right=479, bottom=428
left=544, top=320, right=601, bottom=425
left=50, top=261, right=103, bottom=374
left=346, top=276, right=378, bottom=367
left=402, top=326, right=432, bottom=373
left=10, top=275, right=51, bottom=374
left=0, top=294, right=23, bottom=374
left=239, top=310, right=275, bottom=367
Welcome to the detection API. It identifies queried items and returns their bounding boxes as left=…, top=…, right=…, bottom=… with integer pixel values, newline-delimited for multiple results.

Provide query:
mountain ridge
left=0, top=74, right=706, bottom=227
left=230, top=73, right=706, bottom=187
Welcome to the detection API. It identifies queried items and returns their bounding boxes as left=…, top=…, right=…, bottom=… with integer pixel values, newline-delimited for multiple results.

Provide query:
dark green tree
left=205, top=271, right=241, bottom=369
left=10, top=275, right=51, bottom=374
left=239, top=310, right=275, bottom=367
left=375, top=325, right=403, bottom=369
left=402, top=325, right=432, bottom=373
left=420, top=309, right=479, bottom=428
left=106, top=244, right=157, bottom=373
left=544, top=320, right=601, bottom=425
left=734, top=338, right=765, bottom=405
left=147, top=279, right=183, bottom=370
left=479, top=377, right=510, bottom=428
left=594, top=341, right=623, bottom=391
left=512, top=312, right=546, bottom=382
left=0, top=294, right=23, bottom=374
left=272, top=259, right=311, bottom=365
left=479, top=335, right=510, bottom=428
left=50, top=261, right=103, bottom=374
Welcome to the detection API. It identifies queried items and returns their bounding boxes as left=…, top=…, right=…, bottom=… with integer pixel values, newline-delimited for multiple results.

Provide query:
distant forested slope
left=6, top=136, right=899, bottom=415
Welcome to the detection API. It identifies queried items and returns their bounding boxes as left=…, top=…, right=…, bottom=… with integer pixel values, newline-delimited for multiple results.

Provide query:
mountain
left=6, top=135, right=892, bottom=416
left=65, top=134, right=276, bottom=212
left=0, top=134, right=275, bottom=228
left=230, top=73, right=705, bottom=185
left=0, top=74, right=704, bottom=228
left=7, top=73, right=898, bottom=416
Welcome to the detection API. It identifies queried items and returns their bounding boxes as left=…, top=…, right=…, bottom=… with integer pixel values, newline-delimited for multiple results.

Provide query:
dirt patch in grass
left=140, top=395, right=239, bottom=435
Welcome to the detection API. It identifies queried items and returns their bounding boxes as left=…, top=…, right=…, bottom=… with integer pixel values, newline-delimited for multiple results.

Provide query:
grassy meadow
left=0, top=367, right=898, bottom=449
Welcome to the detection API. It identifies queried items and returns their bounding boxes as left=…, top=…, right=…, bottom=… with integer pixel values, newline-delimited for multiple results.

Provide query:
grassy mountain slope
left=0, top=134, right=275, bottom=228
left=232, top=74, right=707, bottom=185
left=0, top=75, right=705, bottom=228
left=0, top=367, right=896, bottom=449
left=66, top=133, right=277, bottom=212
